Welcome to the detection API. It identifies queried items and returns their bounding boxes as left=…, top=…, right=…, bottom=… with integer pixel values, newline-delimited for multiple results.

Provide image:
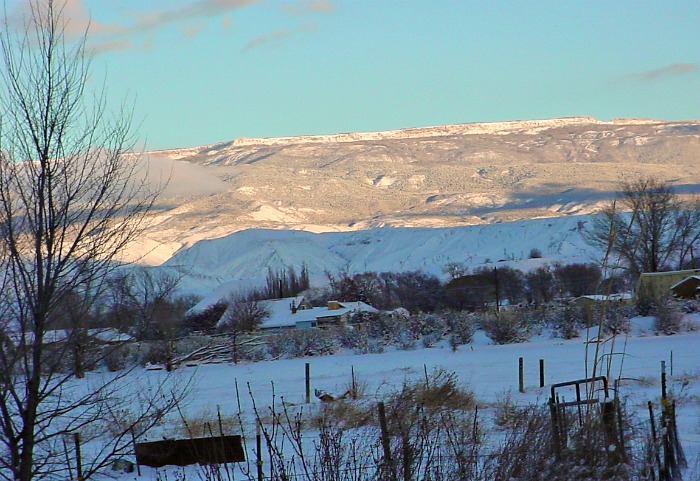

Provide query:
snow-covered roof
left=670, top=276, right=700, bottom=290
left=574, top=293, right=633, bottom=302
left=261, top=299, right=378, bottom=329
left=262, top=297, right=318, bottom=328
left=7, top=328, right=134, bottom=346
left=88, top=328, right=134, bottom=343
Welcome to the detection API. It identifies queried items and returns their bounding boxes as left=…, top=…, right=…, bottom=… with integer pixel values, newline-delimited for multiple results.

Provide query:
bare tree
left=587, top=177, right=700, bottom=276
left=218, top=294, right=270, bottom=364
left=105, top=267, right=183, bottom=340
left=0, top=2, right=185, bottom=480
left=553, top=262, right=602, bottom=297
left=524, top=266, right=556, bottom=305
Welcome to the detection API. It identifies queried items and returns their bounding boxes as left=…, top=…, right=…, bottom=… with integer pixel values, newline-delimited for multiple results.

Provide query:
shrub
left=421, top=332, right=441, bottom=348
left=445, top=310, right=476, bottom=346
left=635, top=289, right=657, bottom=316
left=267, top=328, right=338, bottom=358
left=175, top=408, right=242, bottom=438
left=142, top=341, right=170, bottom=366
left=329, top=325, right=385, bottom=354
left=653, top=301, right=683, bottom=335
left=173, top=335, right=213, bottom=358
left=361, top=311, right=400, bottom=341
left=333, top=325, right=368, bottom=349
left=394, top=329, right=417, bottom=350
left=603, top=304, right=633, bottom=335
left=529, top=247, right=543, bottom=259
left=104, top=345, right=131, bottom=372
left=551, top=305, right=585, bottom=339
left=312, top=399, right=375, bottom=430
left=410, top=369, right=476, bottom=411
left=408, top=313, right=447, bottom=338
left=480, top=311, right=531, bottom=344
left=381, top=369, right=476, bottom=436
left=492, top=391, right=532, bottom=429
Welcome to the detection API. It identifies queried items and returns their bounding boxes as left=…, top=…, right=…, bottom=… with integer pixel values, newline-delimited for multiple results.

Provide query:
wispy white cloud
left=284, top=1, right=334, bottom=15
left=636, top=63, right=700, bottom=80
left=90, top=39, right=133, bottom=55
left=243, top=1, right=331, bottom=51
left=126, top=0, right=258, bottom=34
left=8, top=0, right=329, bottom=55
left=182, top=23, right=204, bottom=39
left=243, top=23, right=317, bottom=51
left=5, top=0, right=122, bottom=37
left=5, top=0, right=261, bottom=53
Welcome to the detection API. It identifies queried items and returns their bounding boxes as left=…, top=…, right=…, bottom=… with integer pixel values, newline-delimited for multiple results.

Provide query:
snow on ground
left=93, top=318, right=700, bottom=480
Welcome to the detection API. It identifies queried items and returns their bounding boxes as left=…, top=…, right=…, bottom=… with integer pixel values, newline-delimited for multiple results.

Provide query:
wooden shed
left=637, top=269, right=700, bottom=299
left=670, top=276, right=700, bottom=299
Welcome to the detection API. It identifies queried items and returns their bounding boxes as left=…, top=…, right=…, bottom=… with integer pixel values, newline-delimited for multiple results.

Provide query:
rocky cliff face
left=133, top=117, right=700, bottom=265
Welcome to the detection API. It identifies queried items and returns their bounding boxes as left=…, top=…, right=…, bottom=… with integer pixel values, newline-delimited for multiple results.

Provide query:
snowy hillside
left=125, top=116, right=700, bottom=266
left=162, top=214, right=601, bottom=304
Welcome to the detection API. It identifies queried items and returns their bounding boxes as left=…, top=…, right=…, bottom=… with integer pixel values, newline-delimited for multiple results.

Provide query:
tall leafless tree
left=0, top=2, right=186, bottom=480
left=219, top=294, right=269, bottom=364
left=587, top=177, right=700, bottom=277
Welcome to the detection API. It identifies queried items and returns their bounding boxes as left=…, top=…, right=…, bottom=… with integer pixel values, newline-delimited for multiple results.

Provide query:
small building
left=572, top=293, right=633, bottom=309
left=670, top=276, right=700, bottom=299
left=258, top=297, right=378, bottom=331
left=637, top=269, right=700, bottom=299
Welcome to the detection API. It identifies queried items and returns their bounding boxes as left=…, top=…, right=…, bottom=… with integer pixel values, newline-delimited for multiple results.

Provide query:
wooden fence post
left=549, top=400, right=561, bottom=457
left=74, top=433, right=83, bottom=481
left=648, top=401, right=662, bottom=479
left=539, top=359, right=545, bottom=388
left=235, top=378, right=242, bottom=414
left=378, top=402, right=397, bottom=481
left=130, top=427, right=141, bottom=476
left=661, top=361, right=667, bottom=402
left=519, top=357, right=525, bottom=393
left=351, top=365, right=357, bottom=399
left=305, top=362, right=311, bottom=404
left=256, top=422, right=263, bottom=481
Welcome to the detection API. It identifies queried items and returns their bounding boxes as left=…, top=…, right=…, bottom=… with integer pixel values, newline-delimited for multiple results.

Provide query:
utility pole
left=494, top=267, right=500, bottom=315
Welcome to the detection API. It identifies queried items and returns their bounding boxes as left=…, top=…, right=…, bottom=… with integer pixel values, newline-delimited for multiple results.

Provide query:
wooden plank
left=135, top=435, right=245, bottom=467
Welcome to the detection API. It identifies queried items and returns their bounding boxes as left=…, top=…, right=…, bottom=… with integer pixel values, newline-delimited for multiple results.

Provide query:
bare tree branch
left=0, top=2, right=185, bottom=480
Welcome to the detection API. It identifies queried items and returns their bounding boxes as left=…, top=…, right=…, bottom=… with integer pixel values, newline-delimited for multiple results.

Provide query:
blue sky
left=9, top=0, right=700, bottom=150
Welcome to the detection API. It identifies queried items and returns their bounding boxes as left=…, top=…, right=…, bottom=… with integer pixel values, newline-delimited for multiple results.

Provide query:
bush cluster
left=478, top=311, right=532, bottom=344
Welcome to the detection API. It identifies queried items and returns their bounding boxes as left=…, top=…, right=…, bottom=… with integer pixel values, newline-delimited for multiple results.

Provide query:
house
left=572, top=293, right=633, bottom=309
left=259, top=296, right=317, bottom=330
left=257, top=296, right=378, bottom=331
left=670, top=276, right=700, bottom=299
left=637, top=269, right=700, bottom=299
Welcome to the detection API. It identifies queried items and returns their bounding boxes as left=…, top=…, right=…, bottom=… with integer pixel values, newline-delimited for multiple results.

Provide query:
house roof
left=260, top=298, right=378, bottom=329
left=574, top=293, right=633, bottom=302
left=7, top=328, right=133, bottom=346
left=263, top=297, right=318, bottom=328
left=670, top=276, right=700, bottom=298
left=670, top=276, right=700, bottom=290
left=88, top=328, right=134, bottom=343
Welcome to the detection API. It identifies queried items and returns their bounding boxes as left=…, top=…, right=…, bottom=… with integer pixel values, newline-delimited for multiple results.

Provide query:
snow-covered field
left=94, top=317, right=700, bottom=480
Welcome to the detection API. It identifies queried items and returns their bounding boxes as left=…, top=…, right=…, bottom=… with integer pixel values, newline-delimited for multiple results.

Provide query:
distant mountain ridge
left=128, top=117, right=700, bottom=274
left=160, top=117, right=660, bottom=151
